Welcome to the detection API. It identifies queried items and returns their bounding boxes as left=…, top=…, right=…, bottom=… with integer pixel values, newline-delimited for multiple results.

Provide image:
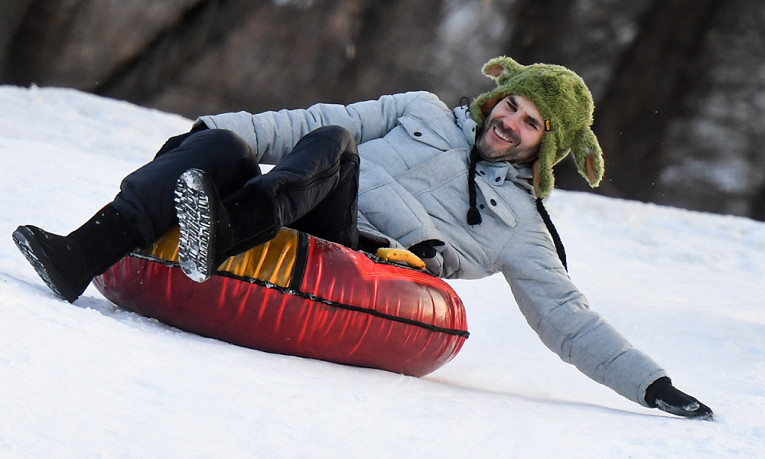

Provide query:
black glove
left=645, top=377, right=713, bottom=420
left=408, top=240, right=445, bottom=259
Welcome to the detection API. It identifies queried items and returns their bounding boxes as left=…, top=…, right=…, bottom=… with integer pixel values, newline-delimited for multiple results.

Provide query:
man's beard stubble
left=475, top=119, right=538, bottom=165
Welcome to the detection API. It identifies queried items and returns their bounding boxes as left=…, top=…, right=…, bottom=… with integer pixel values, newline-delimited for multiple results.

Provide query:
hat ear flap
left=571, top=128, right=604, bottom=187
left=482, top=56, right=523, bottom=82
left=533, top=138, right=557, bottom=199
left=471, top=56, right=526, bottom=125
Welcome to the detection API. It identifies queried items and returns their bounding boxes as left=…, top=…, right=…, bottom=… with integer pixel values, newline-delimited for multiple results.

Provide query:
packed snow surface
left=1, top=86, right=764, bottom=458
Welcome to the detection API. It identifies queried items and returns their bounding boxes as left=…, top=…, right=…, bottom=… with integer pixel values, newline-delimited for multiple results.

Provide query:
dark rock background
left=2, top=0, right=763, bottom=220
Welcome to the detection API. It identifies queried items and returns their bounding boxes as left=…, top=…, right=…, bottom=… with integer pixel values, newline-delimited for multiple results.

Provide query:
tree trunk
left=591, top=0, right=720, bottom=201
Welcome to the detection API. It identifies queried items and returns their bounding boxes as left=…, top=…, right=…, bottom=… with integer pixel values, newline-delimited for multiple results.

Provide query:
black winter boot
left=12, top=205, right=142, bottom=303
left=174, top=168, right=278, bottom=283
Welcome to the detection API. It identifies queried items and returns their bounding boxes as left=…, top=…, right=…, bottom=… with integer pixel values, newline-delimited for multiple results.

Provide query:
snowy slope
left=1, top=85, right=764, bottom=458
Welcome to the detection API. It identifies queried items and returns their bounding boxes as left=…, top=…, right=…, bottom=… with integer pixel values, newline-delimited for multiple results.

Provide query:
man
left=12, top=56, right=713, bottom=420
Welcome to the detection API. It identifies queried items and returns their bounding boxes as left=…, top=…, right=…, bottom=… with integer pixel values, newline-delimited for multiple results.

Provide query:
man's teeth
left=494, top=127, right=511, bottom=142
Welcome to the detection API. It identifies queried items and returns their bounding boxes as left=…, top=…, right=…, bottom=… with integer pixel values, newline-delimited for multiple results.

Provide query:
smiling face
left=475, top=95, right=545, bottom=164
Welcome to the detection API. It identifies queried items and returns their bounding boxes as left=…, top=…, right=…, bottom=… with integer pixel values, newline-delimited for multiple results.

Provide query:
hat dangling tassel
left=467, top=206, right=482, bottom=225
left=466, top=146, right=482, bottom=225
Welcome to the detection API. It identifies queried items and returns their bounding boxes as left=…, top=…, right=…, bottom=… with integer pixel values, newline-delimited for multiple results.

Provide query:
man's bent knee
left=306, top=125, right=358, bottom=153
left=180, top=129, right=253, bottom=163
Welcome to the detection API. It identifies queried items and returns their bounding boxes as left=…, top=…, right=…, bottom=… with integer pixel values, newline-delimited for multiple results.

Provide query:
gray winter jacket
left=198, top=91, right=666, bottom=407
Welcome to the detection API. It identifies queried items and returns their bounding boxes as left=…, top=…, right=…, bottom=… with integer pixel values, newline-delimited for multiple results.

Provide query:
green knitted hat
left=469, top=56, right=604, bottom=198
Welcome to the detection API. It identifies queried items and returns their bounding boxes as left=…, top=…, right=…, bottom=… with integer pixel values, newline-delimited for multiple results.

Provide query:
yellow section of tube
left=137, top=226, right=298, bottom=288
left=375, top=247, right=426, bottom=270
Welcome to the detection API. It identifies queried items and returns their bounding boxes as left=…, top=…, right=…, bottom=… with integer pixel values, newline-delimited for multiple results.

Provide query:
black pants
left=113, top=126, right=360, bottom=250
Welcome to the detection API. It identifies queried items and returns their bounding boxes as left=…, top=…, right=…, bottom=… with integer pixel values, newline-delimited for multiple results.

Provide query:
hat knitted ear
left=470, top=56, right=604, bottom=198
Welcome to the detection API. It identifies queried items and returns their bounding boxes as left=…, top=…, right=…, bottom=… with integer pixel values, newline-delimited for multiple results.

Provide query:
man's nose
left=501, top=113, right=520, bottom=132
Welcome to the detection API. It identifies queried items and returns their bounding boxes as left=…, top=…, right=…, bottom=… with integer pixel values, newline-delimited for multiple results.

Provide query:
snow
left=1, top=85, right=764, bottom=457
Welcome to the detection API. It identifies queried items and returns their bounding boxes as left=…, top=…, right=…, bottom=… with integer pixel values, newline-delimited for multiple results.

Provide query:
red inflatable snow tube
left=93, top=227, right=468, bottom=377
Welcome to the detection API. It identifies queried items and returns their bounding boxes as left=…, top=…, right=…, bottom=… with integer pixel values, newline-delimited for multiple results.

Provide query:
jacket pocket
left=398, top=115, right=453, bottom=151
left=475, top=180, right=518, bottom=228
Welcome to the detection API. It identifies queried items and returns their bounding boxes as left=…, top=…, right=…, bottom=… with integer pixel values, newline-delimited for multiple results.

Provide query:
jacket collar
left=453, top=106, right=478, bottom=149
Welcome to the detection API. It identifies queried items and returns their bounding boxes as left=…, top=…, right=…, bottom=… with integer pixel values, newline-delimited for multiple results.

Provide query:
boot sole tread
left=174, top=169, right=216, bottom=283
